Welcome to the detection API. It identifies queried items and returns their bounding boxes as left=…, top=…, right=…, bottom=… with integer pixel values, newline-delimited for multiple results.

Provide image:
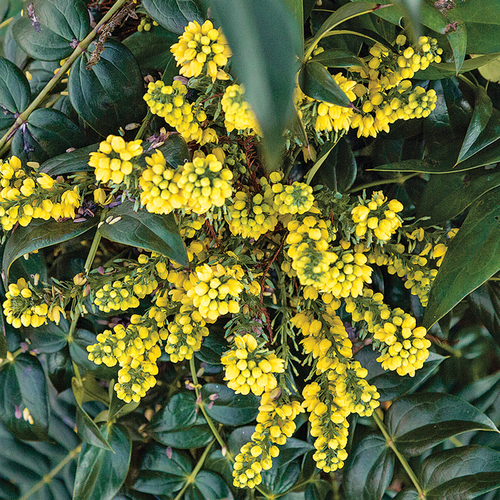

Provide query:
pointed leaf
left=68, top=40, right=146, bottom=136
left=2, top=218, right=98, bottom=279
left=386, top=393, right=498, bottom=456
left=185, top=471, right=234, bottom=500
left=0, top=353, right=49, bottom=440
left=99, top=200, right=188, bottom=267
left=209, top=0, right=301, bottom=171
left=446, top=20, right=467, bottom=75
left=424, top=186, right=500, bottom=328
left=73, top=424, right=131, bottom=500
left=393, top=488, right=419, bottom=500
left=201, top=383, right=259, bottom=426
left=40, top=143, right=99, bottom=176
left=343, top=433, right=395, bottom=500
left=27, top=316, right=70, bottom=353
left=422, top=445, right=500, bottom=499
left=299, top=61, right=351, bottom=107
left=312, top=48, right=365, bottom=68
left=0, top=57, right=30, bottom=132
left=468, top=281, right=500, bottom=349
left=261, top=458, right=301, bottom=495
left=141, top=0, right=204, bottom=33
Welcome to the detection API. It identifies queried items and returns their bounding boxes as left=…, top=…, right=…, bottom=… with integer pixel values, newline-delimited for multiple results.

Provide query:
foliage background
left=2, top=0, right=500, bottom=499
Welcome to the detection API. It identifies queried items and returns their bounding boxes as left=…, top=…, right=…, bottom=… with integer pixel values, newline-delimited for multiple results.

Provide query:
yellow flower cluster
left=0, top=156, right=81, bottom=230
left=273, top=181, right=315, bottom=215
left=227, top=177, right=278, bottom=238
left=3, top=278, right=49, bottom=328
left=233, top=391, right=303, bottom=488
left=143, top=80, right=216, bottom=145
left=221, top=84, right=261, bottom=135
left=351, top=191, right=403, bottom=242
left=165, top=305, right=209, bottom=362
left=89, top=135, right=143, bottom=186
left=221, top=334, right=285, bottom=396
left=170, top=20, right=231, bottom=81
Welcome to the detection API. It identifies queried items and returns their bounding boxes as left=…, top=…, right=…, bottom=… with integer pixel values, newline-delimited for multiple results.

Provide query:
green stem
left=0, top=347, right=23, bottom=367
left=0, top=16, right=13, bottom=29
left=134, top=110, right=152, bottom=141
left=173, top=440, right=215, bottom=500
left=19, top=445, right=81, bottom=500
left=84, top=230, right=102, bottom=274
left=348, top=173, right=419, bottom=193
left=373, top=412, right=426, bottom=499
left=0, top=0, right=131, bottom=152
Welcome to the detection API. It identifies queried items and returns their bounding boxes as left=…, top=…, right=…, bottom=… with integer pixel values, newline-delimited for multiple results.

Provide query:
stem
left=0, top=0, right=131, bottom=152
left=134, top=110, right=152, bottom=141
left=84, top=230, right=102, bottom=274
left=0, top=347, right=23, bottom=367
left=0, top=16, right=13, bottom=29
left=373, top=412, right=425, bottom=499
left=348, top=173, right=419, bottom=193
left=19, top=445, right=81, bottom=500
left=173, top=440, right=215, bottom=500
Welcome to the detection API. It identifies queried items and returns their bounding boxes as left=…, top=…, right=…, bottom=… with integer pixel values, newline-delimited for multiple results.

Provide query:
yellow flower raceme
left=89, top=135, right=142, bottom=185
left=171, top=20, right=231, bottom=81
left=221, top=84, right=261, bottom=135
left=272, top=181, right=315, bottom=215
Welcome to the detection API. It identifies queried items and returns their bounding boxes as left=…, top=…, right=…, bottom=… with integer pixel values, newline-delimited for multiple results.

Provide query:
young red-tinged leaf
left=0, top=353, right=49, bottom=441
left=422, top=445, right=500, bottom=499
left=201, top=383, right=260, bottom=426
left=98, top=200, right=188, bottom=268
left=73, top=424, right=131, bottom=500
left=386, top=393, right=498, bottom=456
left=343, top=433, right=395, bottom=500
left=209, top=0, right=301, bottom=172
left=134, top=444, right=193, bottom=496
left=424, top=186, right=500, bottom=328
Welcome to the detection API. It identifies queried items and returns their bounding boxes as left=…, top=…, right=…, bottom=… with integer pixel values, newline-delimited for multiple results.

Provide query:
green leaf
left=204, top=450, right=234, bottom=489
left=99, top=200, right=188, bottom=267
left=468, top=281, right=500, bottom=349
left=299, top=61, right=352, bottom=107
left=343, top=433, right=394, bottom=500
left=25, top=59, right=61, bottom=95
left=423, top=186, right=500, bottom=328
left=201, top=383, right=260, bottom=426
left=134, top=444, right=192, bottom=495
left=456, top=107, right=500, bottom=167
left=0, top=56, right=30, bottom=132
left=421, top=445, right=500, bottom=499
left=446, top=19, right=467, bottom=75
left=228, top=426, right=255, bottom=457
left=416, top=168, right=500, bottom=226
left=261, top=458, right=301, bottom=495
left=156, top=133, right=190, bottom=167
left=185, top=471, right=234, bottom=500
left=123, top=26, right=178, bottom=73
left=209, top=0, right=301, bottom=171
left=0, top=353, right=49, bottom=440
left=311, top=48, right=365, bottom=68
left=12, top=108, right=86, bottom=163
left=457, top=86, right=493, bottom=164
left=12, top=0, right=90, bottom=62
left=0, top=478, right=19, bottom=500
left=73, top=424, right=131, bottom=500
left=393, top=488, right=419, bottom=500
left=74, top=398, right=113, bottom=451
left=416, top=53, right=500, bottom=80
left=40, top=143, right=99, bottom=176
left=152, top=418, right=213, bottom=449
left=27, top=316, right=70, bottom=353
left=355, top=348, right=445, bottom=402
left=141, top=0, right=204, bottom=33
left=68, top=39, right=146, bottom=136
left=45, top=348, right=74, bottom=393
left=457, top=369, right=500, bottom=413
left=2, top=218, right=98, bottom=279
left=386, top=393, right=498, bottom=456
left=0, top=329, right=6, bottom=359
left=273, top=438, right=315, bottom=469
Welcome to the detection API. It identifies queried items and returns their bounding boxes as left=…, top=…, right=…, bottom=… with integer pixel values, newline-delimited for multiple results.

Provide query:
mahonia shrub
left=2, top=1, right=500, bottom=500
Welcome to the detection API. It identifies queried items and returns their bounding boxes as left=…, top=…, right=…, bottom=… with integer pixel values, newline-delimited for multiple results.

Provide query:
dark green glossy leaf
left=2, top=218, right=98, bottom=279
left=355, top=348, right=445, bottom=402
left=0, top=477, right=19, bottom=500
left=201, top=383, right=259, bottom=426
left=424, top=186, right=500, bottom=328
left=299, top=61, right=351, bottom=107
left=305, top=480, right=333, bottom=500
left=209, top=0, right=301, bottom=171
left=73, top=424, right=131, bottom=500
left=74, top=400, right=113, bottom=451
left=123, top=25, right=178, bottom=73
left=156, top=133, right=190, bottom=168
left=312, top=48, right=365, bottom=68
left=40, top=143, right=98, bottom=176
left=0, top=56, right=30, bottom=131
left=68, top=39, right=146, bottom=136
left=2, top=13, right=29, bottom=71
left=141, top=0, right=204, bottom=33
left=45, top=348, right=74, bottom=393
left=386, top=393, right=498, bottom=456
left=422, top=445, right=500, bottom=499
left=185, top=470, right=234, bottom=500
left=343, top=433, right=394, bottom=500
left=0, top=353, right=48, bottom=440
left=273, top=438, right=315, bottom=469
left=456, top=107, right=500, bottom=167
left=416, top=168, right=500, bottom=226
left=99, top=200, right=188, bottom=267
left=28, top=316, right=70, bottom=353
left=457, top=86, right=493, bottom=164
left=228, top=426, right=255, bottom=457
left=134, top=444, right=192, bottom=495
left=469, top=281, right=500, bottom=349
left=446, top=19, right=467, bottom=75
left=457, top=369, right=500, bottom=413
left=11, top=108, right=86, bottom=163
left=261, top=458, right=301, bottom=495
left=152, top=418, right=213, bottom=449
left=0, top=330, right=6, bottom=359
left=204, top=450, right=234, bottom=489
left=25, top=58, right=61, bottom=96
left=393, top=488, right=419, bottom=500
